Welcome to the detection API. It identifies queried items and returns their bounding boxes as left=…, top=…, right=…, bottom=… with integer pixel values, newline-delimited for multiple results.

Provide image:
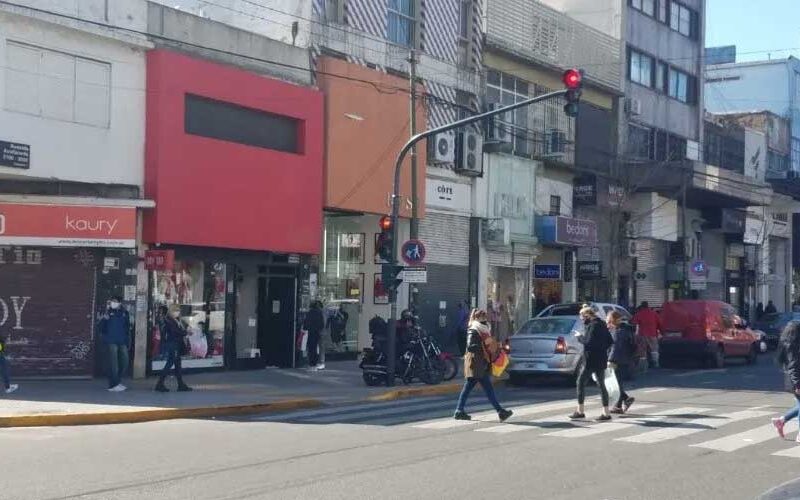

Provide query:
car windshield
left=548, top=304, right=583, bottom=316
left=758, top=313, right=794, bottom=326
left=517, top=318, right=576, bottom=336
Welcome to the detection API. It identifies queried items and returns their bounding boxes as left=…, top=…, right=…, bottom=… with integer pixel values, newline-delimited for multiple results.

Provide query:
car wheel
left=706, top=345, right=725, bottom=369
left=747, top=344, right=758, bottom=365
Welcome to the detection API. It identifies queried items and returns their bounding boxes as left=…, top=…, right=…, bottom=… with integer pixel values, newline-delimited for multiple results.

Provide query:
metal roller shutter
left=636, top=239, right=667, bottom=307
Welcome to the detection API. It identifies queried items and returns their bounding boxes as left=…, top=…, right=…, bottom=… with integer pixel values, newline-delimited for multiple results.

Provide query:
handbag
left=491, top=350, right=509, bottom=377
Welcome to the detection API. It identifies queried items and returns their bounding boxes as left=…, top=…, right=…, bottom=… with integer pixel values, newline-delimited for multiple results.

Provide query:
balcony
left=484, top=0, right=621, bottom=93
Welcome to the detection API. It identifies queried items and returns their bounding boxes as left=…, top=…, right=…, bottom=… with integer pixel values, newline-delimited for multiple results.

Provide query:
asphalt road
left=4, top=357, right=800, bottom=500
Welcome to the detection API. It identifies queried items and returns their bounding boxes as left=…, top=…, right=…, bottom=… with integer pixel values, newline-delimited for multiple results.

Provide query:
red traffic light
left=562, top=69, right=582, bottom=89
left=379, top=215, right=393, bottom=231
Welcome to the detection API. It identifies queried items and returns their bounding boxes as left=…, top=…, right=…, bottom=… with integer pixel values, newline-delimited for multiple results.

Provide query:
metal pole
left=682, top=166, right=689, bottom=297
left=409, top=50, right=419, bottom=240
left=384, top=90, right=567, bottom=385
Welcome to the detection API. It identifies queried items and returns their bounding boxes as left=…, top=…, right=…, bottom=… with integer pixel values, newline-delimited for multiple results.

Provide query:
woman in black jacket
left=607, top=311, right=636, bottom=414
left=571, top=306, right=614, bottom=421
left=773, top=320, right=800, bottom=440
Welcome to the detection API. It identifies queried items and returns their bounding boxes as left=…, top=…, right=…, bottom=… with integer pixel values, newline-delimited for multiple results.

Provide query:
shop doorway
left=257, top=276, right=296, bottom=367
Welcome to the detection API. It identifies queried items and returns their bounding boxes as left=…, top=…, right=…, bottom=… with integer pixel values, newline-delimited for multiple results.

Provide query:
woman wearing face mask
left=453, top=308, right=513, bottom=422
left=99, top=296, right=131, bottom=392
left=155, top=304, right=192, bottom=392
left=571, top=306, right=614, bottom=421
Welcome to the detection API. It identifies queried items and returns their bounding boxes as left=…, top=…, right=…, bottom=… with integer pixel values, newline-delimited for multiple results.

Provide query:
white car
left=536, top=302, right=631, bottom=321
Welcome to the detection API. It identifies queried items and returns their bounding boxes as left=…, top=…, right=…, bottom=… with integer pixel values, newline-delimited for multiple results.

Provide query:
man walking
left=0, top=334, right=18, bottom=394
left=99, top=296, right=130, bottom=392
left=632, top=301, right=662, bottom=368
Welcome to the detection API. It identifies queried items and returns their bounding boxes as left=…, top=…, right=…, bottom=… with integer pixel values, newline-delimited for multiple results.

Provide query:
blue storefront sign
left=535, top=216, right=598, bottom=247
left=534, top=264, right=561, bottom=280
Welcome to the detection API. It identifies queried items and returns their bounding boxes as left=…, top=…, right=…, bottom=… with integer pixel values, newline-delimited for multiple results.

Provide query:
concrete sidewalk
left=0, top=361, right=463, bottom=427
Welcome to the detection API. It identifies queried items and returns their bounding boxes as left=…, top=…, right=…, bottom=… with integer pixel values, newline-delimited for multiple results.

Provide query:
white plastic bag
left=592, top=367, right=620, bottom=405
left=300, top=329, right=308, bottom=353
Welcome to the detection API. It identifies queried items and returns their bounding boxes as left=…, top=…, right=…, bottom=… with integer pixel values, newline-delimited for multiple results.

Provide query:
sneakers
left=316, top=363, right=326, bottom=370
left=177, top=384, right=193, bottom=392
left=154, top=382, right=169, bottom=393
left=498, top=409, right=513, bottom=422
left=454, top=411, right=471, bottom=421
left=773, top=417, right=786, bottom=439
left=5, top=384, right=18, bottom=394
left=623, top=397, right=636, bottom=413
left=569, top=412, right=586, bottom=420
left=610, top=407, right=625, bottom=415
left=108, top=384, right=126, bottom=392
left=596, top=414, right=612, bottom=422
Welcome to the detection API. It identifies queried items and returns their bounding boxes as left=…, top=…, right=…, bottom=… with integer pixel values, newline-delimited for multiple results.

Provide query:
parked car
left=506, top=316, right=585, bottom=384
left=659, top=300, right=760, bottom=368
left=537, top=302, right=631, bottom=320
left=751, top=312, right=800, bottom=349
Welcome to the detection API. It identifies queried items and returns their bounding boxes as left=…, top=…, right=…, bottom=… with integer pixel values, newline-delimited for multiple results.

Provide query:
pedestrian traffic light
left=377, top=215, right=394, bottom=262
left=562, top=68, right=583, bottom=117
left=381, top=264, right=404, bottom=295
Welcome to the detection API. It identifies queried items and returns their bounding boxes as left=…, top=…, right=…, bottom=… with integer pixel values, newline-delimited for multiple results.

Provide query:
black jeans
left=307, top=330, right=321, bottom=366
left=614, top=364, right=631, bottom=408
left=576, top=363, right=609, bottom=407
left=158, top=347, right=185, bottom=385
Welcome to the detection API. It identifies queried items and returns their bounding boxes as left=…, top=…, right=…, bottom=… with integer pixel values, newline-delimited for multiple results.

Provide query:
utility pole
left=681, top=166, right=689, bottom=298
left=409, top=50, right=419, bottom=240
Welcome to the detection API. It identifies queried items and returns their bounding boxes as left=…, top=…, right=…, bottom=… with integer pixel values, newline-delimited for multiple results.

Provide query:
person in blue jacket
left=98, top=296, right=131, bottom=392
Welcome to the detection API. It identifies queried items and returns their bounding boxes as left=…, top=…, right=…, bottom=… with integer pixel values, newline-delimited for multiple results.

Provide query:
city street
left=4, top=360, right=800, bottom=500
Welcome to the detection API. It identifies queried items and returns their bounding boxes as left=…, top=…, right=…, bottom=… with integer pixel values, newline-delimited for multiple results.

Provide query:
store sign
left=534, top=264, right=561, bottom=280
left=402, top=266, right=428, bottom=283
left=426, top=179, right=470, bottom=214
left=573, top=175, right=597, bottom=206
left=576, top=246, right=600, bottom=262
left=536, top=216, right=598, bottom=247
left=0, top=203, right=136, bottom=248
left=577, top=261, right=603, bottom=279
left=0, top=140, right=30, bottom=169
left=144, top=250, right=175, bottom=271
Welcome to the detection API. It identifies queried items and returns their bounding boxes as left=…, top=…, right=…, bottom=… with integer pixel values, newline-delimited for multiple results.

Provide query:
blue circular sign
left=401, top=240, right=426, bottom=265
left=691, top=260, right=707, bottom=276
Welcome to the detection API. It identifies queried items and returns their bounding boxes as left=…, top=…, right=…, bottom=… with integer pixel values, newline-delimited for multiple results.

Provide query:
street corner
left=0, top=398, right=325, bottom=428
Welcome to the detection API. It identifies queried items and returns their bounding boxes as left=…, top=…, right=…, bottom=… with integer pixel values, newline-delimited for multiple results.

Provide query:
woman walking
left=571, top=306, right=614, bottom=421
left=454, top=309, right=513, bottom=422
left=773, top=320, right=800, bottom=440
left=155, top=305, right=192, bottom=393
left=606, top=310, right=636, bottom=414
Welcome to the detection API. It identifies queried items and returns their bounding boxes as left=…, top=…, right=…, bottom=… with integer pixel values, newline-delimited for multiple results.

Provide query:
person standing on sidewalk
left=0, top=334, right=18, bottom=394
left=155, top=305, right=192, bottom=393
left=571, top=306, right=614, bottom=422
left=773, top=320, right=800, bottom=440
left=99, top=296, right=130, bottom=392
left=304, top=301, right=325, bottom=370
left=606, top=310, right=636, bottom=414
left=632, top=301, right=662, bottom=368
left=453, top=309, right=513, bottom=422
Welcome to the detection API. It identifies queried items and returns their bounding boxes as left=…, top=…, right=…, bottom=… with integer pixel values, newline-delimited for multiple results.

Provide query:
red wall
left=144, top=50, right=323, bottom=254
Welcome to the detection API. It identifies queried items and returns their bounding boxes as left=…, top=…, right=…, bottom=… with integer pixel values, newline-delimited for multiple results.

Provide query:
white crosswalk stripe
left=412, top=399, right=580, bottom=430
left=615, top=409, right=774, bottom=444
left=693, top=420, right=798, bottom=452
left=543, top=405, right=706, bottom=439
left=772, top=444, right=800, bottom=458
left=252, top=396, right=453, bottom=422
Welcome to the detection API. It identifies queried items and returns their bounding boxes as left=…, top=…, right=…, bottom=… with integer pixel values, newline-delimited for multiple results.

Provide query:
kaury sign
left=0, top=203, right=136, bottom=248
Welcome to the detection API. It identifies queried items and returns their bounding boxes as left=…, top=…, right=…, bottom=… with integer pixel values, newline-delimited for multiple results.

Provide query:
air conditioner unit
left=485, top=103, right=513, bottom=146
left=455, top=130, right=483, bottom=176
left=625, top=97, right=642, bottom=116
left=428, top=131, right=455, bottom=164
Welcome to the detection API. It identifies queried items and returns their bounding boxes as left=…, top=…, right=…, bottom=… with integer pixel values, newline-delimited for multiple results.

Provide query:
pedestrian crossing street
left=250, top=391, right=800, bottom=459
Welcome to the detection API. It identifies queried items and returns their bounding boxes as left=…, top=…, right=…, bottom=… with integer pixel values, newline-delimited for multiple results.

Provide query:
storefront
left=0, top=201, right=143, bottom=377
left=535, top=215, right=597, bottom=306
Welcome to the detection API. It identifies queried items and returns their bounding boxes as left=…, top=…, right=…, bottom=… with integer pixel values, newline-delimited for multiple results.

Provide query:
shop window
left=184, top=94, right=300, bottom=153
left=150, top=260, right=228, bottom=370
left=549, top=195, right=561, bottom=216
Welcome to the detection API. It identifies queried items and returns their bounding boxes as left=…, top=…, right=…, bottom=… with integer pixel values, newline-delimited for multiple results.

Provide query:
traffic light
left=562, top=68, right=583, bottom=117
left=381, top=263, right=404, bottom=296
left=377, top=215, right=394, bottom=262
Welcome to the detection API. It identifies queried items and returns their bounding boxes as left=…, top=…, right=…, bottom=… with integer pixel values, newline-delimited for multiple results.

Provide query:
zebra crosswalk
left=247, top=394, right=800, bottom=460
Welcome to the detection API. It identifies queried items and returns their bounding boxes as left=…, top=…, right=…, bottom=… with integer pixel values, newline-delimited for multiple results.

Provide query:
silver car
left=507, top=316, right=585, bottom=383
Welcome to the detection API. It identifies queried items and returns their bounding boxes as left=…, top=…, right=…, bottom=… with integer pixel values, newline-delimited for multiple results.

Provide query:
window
left=184, top=94, right=300, bottom=153
left=459, top=0, right=470, bottom=40
left=658, top=0, right=667, bottom=22
left=792, top=138, right=800, bottom=173
left=629, top=49, right=653, bottom=87
left=670, top=1, right=696, bottom=37
left=549, top=195, right=561, bottom=216
left=668, top=134, right=687, bottom=160
left=668, top=67, right=692, bottom=103
left=631, top=0, right=655, bottom=17
left=628, top=124, right=653, bottom=159
left=5, top=42, right=111, bottom=127
left=486, top=70, right=531, bottom=157
left=773, top=212, right=789, bottom=223
left=655, top=62, right=667, bottom=92
left=388, top=0, right=415, bottom=47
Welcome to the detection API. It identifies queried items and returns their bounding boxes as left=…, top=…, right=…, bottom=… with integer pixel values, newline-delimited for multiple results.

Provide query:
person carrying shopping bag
left=773, top=320, right=800, bottom=440
left=571, top=305, right=614, bottom=421
left=606, top=310, right=637, bottom=414
left=453, top=308, right=513, bottom=422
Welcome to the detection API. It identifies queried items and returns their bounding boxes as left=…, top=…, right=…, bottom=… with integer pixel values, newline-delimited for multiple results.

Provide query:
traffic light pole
left=384, top=89, right=567, bottom=386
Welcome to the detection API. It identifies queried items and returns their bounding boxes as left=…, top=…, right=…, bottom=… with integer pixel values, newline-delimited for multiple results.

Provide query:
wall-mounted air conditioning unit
left=455, top=130, right=483, bottom=176
left=428, top=131, right=455, bottom=164
left=625, top=97, right=642, bottom=116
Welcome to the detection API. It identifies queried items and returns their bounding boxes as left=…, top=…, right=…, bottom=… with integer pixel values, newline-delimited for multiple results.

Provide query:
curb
left=0, top=398, right=324, bottom=428
left=366, top=382, right=463, bottom=401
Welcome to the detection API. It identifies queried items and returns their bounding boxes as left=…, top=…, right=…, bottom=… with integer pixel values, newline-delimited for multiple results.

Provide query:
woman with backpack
left=453, top=308, right=513, bottom=422
left=773, top=320, right=800, bottom=440
left=606, top=310, right=636, bottom=414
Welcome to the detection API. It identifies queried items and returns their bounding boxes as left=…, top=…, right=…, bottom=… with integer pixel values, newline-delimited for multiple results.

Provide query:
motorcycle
left=418, top=327, right=458, bottom=381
